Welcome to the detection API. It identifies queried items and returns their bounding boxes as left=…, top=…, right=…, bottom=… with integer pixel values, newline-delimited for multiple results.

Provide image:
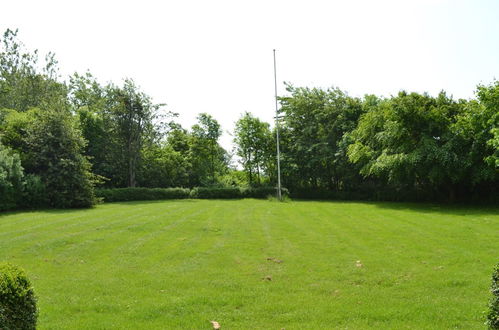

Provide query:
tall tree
left=106, top=79, right=161, bottom=187
left=475, top=81, right=499, bottom=169
left=69, top=72, right=113, bottom=184
left=191, top=113, right=223, bottom=184
left=278, top=84, right=364, bottom=190
left=346, top=91, right=496, bottom=201
left=0, top=29, right=66, bottom=112
left=234, top=112, right=273, bottom=185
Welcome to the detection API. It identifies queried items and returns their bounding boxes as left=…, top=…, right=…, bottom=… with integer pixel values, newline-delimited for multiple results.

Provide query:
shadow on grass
left=2, top=198, right=497, bottom=218
left=292, top=199, right=499, bottom=216
left=370, top=201, right=499, bottom=216
left=99, top=199, right=199, bottom=206
left=0, top=206, right=94, bottom=217
left=0, top=199, right=200, bottom=217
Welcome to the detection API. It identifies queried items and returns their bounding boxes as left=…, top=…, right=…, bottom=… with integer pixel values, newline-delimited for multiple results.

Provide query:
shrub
left=487, top=263, right=499, bottom=329
left=25, top=108, right=95, bottom=208
left=190, top=187, right=242, bottom=199
left=96, top=186, right=289, bottom=202
left=241, top=186, right=289, bottom=199
left=20, top=174, right=48, bottom=209
left=96, top=187, right=190, bottom=202
left=0, top=144, right=24, bottom=211
left=0, top=263, right=37, bottom=330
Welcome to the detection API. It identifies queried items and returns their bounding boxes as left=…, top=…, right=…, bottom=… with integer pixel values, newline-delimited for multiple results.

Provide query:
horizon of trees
left=0, top=29, right=497, bottom=209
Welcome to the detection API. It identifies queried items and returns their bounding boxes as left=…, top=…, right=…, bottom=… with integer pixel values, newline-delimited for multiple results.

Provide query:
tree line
left=0, top=29, right=497, bottom=210
left=278, top=84, right=498, bottom=202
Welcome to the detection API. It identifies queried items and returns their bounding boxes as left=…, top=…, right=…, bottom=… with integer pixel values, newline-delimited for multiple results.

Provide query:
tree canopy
left=0, top=29, right=497, bottom=209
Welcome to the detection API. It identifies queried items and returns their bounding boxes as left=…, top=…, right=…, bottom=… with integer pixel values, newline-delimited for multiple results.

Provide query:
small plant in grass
left=0, top=263, right=37, bottom=330
left=487, top=263, right=499, bottom=329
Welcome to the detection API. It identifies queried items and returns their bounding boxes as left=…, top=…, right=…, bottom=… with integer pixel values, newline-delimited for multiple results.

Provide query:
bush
left=0, top=263, right=37, bottom=330
left=25, top=108, right=96, bottom=208
left=487, top=263, right=499, bottom=329
left=190, top=186, right=289, bottom=199
left=96, top=187, right=191, bottom=202
left=96, top=186, right=289, bottom=202
left=0, top=144, right=24, bottom=211
left=20, top=174, right=48, bottom=209
left=241, top=186, right=289, bottom=199
left=190, top=187, right=242, bottom=199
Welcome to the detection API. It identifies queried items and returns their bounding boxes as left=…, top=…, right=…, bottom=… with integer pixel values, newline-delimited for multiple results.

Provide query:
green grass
left=1, top=200, right=498, bottom=329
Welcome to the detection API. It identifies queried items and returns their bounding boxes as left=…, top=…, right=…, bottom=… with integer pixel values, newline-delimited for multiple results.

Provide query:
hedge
left=242, top=186, right=288, bottom=199
left=191, top=186, right=289, bottom=199
left=96, top=187, right=191, bottom=202
left=96, top=186, right=286, bottom=202
left=0, top=263, right=37, bottom=330
left=189, top=186, right=290, bottom=199
left=190, top=187, right=242, bottom=199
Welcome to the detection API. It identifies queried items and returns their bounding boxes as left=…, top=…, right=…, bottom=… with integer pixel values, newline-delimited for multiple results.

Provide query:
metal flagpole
left=273, top=49, right=282, bottom=201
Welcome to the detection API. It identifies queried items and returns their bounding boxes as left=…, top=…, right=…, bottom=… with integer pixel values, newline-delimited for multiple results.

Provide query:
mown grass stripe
left=0, top=199, right=497, bottom=329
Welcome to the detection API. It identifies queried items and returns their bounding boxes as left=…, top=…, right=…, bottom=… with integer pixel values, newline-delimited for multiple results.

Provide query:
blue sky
left=1, top=0, right=498, bottom=149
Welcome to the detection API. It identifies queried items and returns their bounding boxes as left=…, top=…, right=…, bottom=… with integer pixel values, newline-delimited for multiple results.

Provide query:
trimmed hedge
left=96, top=186, right=287, bottom=202
left=191, top=187, right=287, bottom=199
left=96, top=187, right=191, bottom=202
left=185, top=186, right=289, bottom=200
left=487, top=263, right=499, bottom=329
left=242, top=186, right=288, bottom=199
left=190, top=187, right=242, bottom=199
left=0, top=263, right=37, bottom=330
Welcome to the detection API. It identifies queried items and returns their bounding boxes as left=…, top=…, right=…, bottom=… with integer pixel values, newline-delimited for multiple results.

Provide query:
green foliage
left=487, top=263, right=499, bottom=329
left=216, top=169, right=249, bottom=187
left=0, top=143, right=23, bottom=210
left=25, top=108, right=95, bottom=208
left=347, top=91, right=498, bottom=201
left=475, top=81, right=499, bottom=170
left=0, top=109, right=33, bottom=166
left=2, top=28, right=498, bottom=207
left=96, top=187, right=190, bottom=202
left=290, top=184, right=428, bottom=202
left=190, top=187, right=242, bottom=199
left=234, top=112, right=274, bottom=185
left=138, top=144, right=190, bottom=188
left=278, top=84, right=365, bottom=191
left=189, top=186, right=285, bottom=199
left=0, top=29, right=66, bottom=112
left=349, top=92, right=455, bottom=182
left=242, top=186, right=288, bottom=199
left=95, top=186, right=286, bottom=202
left=105, top=80, right=161, bottom=187
left=20, top=174, right=47, bottom=209
left=0, top=137, right=48, bottom=211
left=0, top=263, right=37, bottom=330
left=69, top=74, right=174, bottom=189
left=190, top=113, right=226, bottom=185
left=69, top=73, right=119, bottom=185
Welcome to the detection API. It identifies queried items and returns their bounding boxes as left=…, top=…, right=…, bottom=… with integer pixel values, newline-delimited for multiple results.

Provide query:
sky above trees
left=1, top=0, right=498, bottom=149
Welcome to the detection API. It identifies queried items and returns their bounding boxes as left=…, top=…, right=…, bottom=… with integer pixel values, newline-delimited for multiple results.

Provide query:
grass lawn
left=0, top=199, right=498, bottom=329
